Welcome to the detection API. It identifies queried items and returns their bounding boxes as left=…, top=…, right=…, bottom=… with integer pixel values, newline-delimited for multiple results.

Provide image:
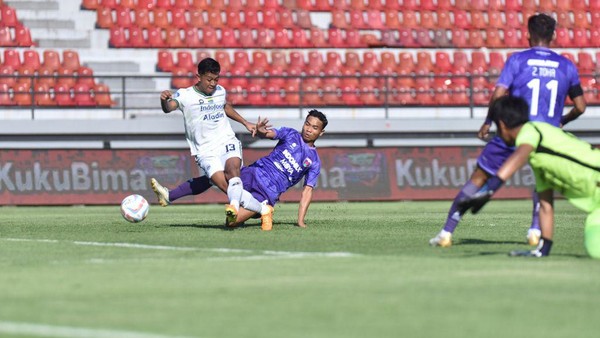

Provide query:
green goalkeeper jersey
left=516, top=122, right=600, bottom=213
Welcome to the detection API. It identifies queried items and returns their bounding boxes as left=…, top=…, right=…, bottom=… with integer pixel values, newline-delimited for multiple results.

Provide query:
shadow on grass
left=456, top=238, right=524, bottom=245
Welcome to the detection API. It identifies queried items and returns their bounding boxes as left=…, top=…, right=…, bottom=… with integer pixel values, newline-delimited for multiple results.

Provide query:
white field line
left=1, top=238, right=359, bottom=259
left=0, top=321, right=196, bottom=338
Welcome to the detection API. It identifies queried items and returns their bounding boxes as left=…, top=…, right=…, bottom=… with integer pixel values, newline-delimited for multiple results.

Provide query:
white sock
left=227, top=177, right=243, bottom=210
left=240, top=190, right=262, bottom=213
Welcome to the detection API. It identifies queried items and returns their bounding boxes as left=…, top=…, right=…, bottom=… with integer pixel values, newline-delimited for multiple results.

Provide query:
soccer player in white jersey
left=157, top=57, right=256, bottom=223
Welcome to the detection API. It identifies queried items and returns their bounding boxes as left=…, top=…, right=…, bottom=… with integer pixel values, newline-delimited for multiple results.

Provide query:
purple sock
left=530, top=190, right=540, bottom=230
left=169, top=176, right=212, bottom=202
left=443, top=180, right=480, bottom=233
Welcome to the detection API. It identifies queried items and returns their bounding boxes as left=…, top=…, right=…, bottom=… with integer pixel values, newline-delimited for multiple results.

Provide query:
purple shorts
left=477, top=136, right=516, bottom=176
left=240, top=166, right=278, bottom=206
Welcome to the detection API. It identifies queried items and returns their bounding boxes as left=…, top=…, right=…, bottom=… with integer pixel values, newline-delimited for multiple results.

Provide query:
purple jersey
left=245, top=127, right=321, bottom=205
left=496, top=47, right=581, bottom=126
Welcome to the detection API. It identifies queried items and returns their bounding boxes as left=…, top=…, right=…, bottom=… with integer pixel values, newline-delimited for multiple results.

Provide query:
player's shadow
left=456, top=238, right=524, bottom=245
left=167, top=222, right=264, bottom=231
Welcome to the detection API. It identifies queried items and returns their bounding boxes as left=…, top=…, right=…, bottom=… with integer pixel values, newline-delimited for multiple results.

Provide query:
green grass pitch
left=1, top=200, right=599, bottom=338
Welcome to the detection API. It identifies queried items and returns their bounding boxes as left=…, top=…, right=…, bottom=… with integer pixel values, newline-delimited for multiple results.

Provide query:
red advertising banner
left=0, top=147, right=536, bottom=205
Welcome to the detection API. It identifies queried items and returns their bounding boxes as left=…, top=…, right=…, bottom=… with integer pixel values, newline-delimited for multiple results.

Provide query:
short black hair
left=307, top=109, right=328, bottom=129
left=528, top=13, right=556, bottom=44
left=197, top=57, right=220, bottom=75
left=491, top=96, right=530, bottom=129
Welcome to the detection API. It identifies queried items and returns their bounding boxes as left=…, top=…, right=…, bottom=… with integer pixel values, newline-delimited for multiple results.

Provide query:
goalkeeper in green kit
left=458, top=95, right=600, bottom=258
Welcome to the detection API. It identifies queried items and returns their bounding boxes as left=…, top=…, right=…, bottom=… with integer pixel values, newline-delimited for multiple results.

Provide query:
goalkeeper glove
left=457, top=176, right=504, bottom=214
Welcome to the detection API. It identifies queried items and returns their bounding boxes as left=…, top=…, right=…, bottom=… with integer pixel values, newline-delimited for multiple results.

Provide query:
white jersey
left=171, top=85, right=237, bottom=156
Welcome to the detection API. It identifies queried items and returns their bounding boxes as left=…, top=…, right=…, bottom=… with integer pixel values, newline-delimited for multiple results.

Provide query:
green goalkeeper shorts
left=584, top=209, right=600, bottom=259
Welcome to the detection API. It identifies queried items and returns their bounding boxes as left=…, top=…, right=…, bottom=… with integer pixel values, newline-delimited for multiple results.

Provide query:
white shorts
left=194, top=138, right=242, bottom=179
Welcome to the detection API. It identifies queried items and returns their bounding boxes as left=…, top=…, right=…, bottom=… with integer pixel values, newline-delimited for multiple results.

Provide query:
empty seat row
left=1, top=49, right=82, bottom=72
left=96, top=6, right=312, bottom=30
left=159, top=49, right=600, bottom=77
left=83, top=0, right=281, bottom=11
left=0, top=82, right=114, bottom=107
left=294, top=0, right=600, bottom=12
left=110, top=26, right=377, bottom=48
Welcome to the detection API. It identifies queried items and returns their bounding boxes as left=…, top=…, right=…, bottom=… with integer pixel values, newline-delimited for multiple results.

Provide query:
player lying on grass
left=151, top=110, right=328, bottom=230
left=430, top=13, right=586, bottom=248
left=458, top=96, right=600, bottom=258
left=159, top=57, right=257, bottom=227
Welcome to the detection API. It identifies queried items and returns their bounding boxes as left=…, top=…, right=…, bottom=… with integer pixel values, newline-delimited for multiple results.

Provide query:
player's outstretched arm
left=561, top=95, right=586, bottom=127
left=160, top=90, right=178, bottom=113
left=297, top=186, right=313, bottom=228
left=224, top=102, right=256, bottom=134
left=254, top=116, right=276, bottom=139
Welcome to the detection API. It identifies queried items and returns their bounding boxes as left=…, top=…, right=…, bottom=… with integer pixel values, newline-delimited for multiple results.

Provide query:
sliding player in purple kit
left=151, top=110, right=328, bottom=231
left=430, top=13, right=586, bottom=248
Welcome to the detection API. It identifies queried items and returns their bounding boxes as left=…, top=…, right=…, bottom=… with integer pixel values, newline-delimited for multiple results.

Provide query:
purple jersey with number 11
left=247, top=127, right=321, bottom=205
left=496, top=47, right=581, bottom=127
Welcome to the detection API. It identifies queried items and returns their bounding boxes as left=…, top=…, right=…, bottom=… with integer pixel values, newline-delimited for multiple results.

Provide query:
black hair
left=528, top=13, right=556, bottom=44
left=307, top=109, right=328, bottom=129
left=197, top=57, right=220, bottom=75
left=491, top=96, right=530, bottom=129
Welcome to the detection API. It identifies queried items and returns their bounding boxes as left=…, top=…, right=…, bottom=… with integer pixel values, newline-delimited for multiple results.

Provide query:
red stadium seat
left=233, top=51, right=250, bottom=71
left=74, top=83, right=96, bottom=106
left=309, top=27, right=327, bottom=48
left=200, top=26, right=218, bottom=47
left=13, top=82, right=32, bottom=106
left=589, top=27, right=600, bottom=47
left=273, top=27, right=292, bottom=48
left=243, top=9, right=260, bottom=29
left=115, top=7, right=133, bottom=28
left=216, top=27, right=235, bottom=47
left=401, top=10, right=418, bottom=28
left=592, top=0, right=600, bottom=10
left=573, top=27, right=590, bottom=47
left=1, top=5, right=19, bottom=27
left=35, top=66, right=56, bottom=87
left=436, top=11, right=452, bottom=29
left=270, top=51, right=287, bottom=72
left=538, top=0, right=553, bottom=12
left=279, top=8, right=295, bottom=28
left=504, top=11, right=520, bottom=29
left=22, top=50, right=40, bottom=69
left=56, top=67, right=76, bottom=87
left=225, top=9, right=242, bottom=28
left=99, top=0, right=118, bottom=8
left=415, top=28, right=434, bottom=47
left=183, top=27, right=201, bottom=47
left=256, top=27, right=274, bottom=48
left=171, top=68, right=194, bottom=88
left=419, top=10, right=435, bottom=30
left=290, top=28, right=311, bottom=48
left=470, top=11, right=486, bottom=30
left=263, top=8, right=279, bottom=29
left=96, top=7, right=113, bottom=28
left=384, top=10, right=400, bottom=29
left=435, top=51, right=452, bottom=74
left=128, top=26, right=147, bottom=47
left=331, top=10, right=348, bottom=29
left=415, top=51, right=434, bottom=75
left=251, top=51, right=269, bottom=73
left=470, top=51, right=487, bottom=75
left=503, top=28, right=521, bottom=48
left=296, top=9, right=313, bottom=29
left=453, top=10, right=469, bottom=30
left=152, top=8, right=170, bottom=28
left=176, top=51, right=194, bottom=70
left=34, top=83, right=54, bottom=106
left=42, top=50, right=61, bottom=71
left=238, top=27, right=255, bottom=48
left=171, top=8, right=188, bottom=29
left=62, top=51, right=80, bottom=73
left=54, top=83, right=74, bottom=106
left=109, top=26, right=126, bottom=47
left=94, top=83, right=114, bottom=106
left=488, top=52, right=504, bottom=76
left=76, top=66, right=95, bottom=86
left=366, top=10, right=385, bottom=30
left=155, top=0, right=173, bottom=8
left=82, top=0, right=100, bottom=10
left=136, top=0, right=154, bottom=9
left=3, top=49, right=21, bottom=69
left=398, top=27, right=418, bottom=47
left=165, top=27, right=186, bottom=48
left=134, top=8, right=151, bottom=28
left=157, top=50, right=175, bottom=72
left=577, top=52, right=594, bottom=73
left=0, top=65, right=16, bottom=88
left=487, top=10, right=503, bottom=29
left=17, top=65, right=36, bottom=87
left=191, top=0, right=208, bottom=9
left=207, top=9, right=225, bottom=28
left=0, top=26, right=15, bottom=47
left=189, top=9, right=205, bottom=27
left=147, top=26, right=166, bottom=47
left=327, top=28, right=345, bottom=48
left=433, top=29, right=452, bottom=47
left=554, top=27, right=571, bottom=47
left=468, top=30, right=484, bottom=48
left=173, top=0, right=191, bottom=8
left=486, top=28, right=502, bottom=48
